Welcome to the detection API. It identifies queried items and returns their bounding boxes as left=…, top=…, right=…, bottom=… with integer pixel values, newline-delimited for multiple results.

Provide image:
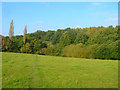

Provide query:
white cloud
left=105, top=17, right=118, bottom=22
left=76, top=26, right=81, bottom=28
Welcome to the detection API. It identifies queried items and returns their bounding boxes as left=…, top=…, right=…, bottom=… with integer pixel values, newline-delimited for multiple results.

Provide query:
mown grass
left=2, top=52, right=118, bottom=88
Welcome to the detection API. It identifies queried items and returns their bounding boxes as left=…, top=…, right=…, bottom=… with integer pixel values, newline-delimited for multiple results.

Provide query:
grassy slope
left=2, top=52, right=118, bottom=88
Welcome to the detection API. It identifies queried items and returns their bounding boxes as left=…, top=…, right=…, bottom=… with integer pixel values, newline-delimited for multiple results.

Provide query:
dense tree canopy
left=59, top=30, right=77, bottom=48
left=2, top=25, right=120, bottom=60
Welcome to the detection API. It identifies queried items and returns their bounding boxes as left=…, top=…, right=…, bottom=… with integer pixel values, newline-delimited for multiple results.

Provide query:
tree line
left=1, top=20, right=120, bottom=60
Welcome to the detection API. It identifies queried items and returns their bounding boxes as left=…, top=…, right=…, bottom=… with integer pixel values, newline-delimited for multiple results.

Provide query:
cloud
left=92, top=2, right=101, bottom=5
left=76, top=26, right=81, bottom=28
left=105, top=17, right=118, bottom=22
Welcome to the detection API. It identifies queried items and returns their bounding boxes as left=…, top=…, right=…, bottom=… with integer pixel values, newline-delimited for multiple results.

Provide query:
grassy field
left=2, top=52, right=118, bottom=88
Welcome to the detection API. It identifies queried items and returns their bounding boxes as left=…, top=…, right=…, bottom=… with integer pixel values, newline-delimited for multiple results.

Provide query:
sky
left=2, top=2, right=118, bottom=36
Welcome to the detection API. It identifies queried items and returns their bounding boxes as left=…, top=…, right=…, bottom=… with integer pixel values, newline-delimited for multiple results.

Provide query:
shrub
left=45, top=44, right=60, bottom=56
left=20, top=43, right=32, bottom=53
left=93, top=40, right=119, bottom=60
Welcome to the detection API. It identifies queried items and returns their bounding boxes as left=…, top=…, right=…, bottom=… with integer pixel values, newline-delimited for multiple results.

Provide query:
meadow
left=2, top=52, right=118, bottom=88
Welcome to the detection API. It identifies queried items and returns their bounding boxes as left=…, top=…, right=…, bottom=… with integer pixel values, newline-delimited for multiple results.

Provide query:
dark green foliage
left=6, top=40, right=18, bottom=52
left=34, top=40, right=47, bottom=53
left=59, top=30, right=77, bottom=48
left=52, top=30, right=62, bottom=44
left=93, top=40, right=119, bottom=60
left=13, top=36, right=23, bottom=52
left=42, top=30, right=55, bottom=41
left=74, top=32, right=88, bottom=44
left=86, top=26, right=118, bottom=45
left=20, top=43, right=32, bottom=53
left=27, top=30, right=46, bottom=39
left=2, top=25, right=119, bottom=60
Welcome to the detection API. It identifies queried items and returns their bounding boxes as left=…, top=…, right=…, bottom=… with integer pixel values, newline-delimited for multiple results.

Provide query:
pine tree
left=23, top=25, right=27, bottom=44
left=9, top=20, right=14, bottom=40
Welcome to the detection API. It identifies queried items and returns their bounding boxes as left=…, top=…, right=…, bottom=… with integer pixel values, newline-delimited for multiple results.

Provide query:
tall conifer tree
left=9, top=20, right=14, bottom=40
left=23, top=25, right=27, bottom=44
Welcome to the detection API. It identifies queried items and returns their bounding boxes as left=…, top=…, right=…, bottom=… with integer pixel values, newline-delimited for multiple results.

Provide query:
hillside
left=2, top=52, right=118, bottom=88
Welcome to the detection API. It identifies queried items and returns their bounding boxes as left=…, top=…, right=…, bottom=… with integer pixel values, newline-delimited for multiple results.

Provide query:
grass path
left=2, top=52, right=118, bottom=88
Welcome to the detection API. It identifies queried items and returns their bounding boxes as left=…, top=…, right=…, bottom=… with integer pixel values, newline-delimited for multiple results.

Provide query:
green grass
left=2, top=52, right=118, bottom=88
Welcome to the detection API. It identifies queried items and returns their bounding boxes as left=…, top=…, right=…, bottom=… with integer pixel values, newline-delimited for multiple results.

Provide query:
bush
left=33, top=40, right=47, bottom=53
left=62, top=43, right=98, bottom=58
left=62, top=43, right=84, bottom=58
left=36, top=48, right=46, bottom=55
left=93, top=40, right=119, bottom=60
left=20, top=43, right=32, bottom=53
left=45, top=44, right=60, bottom=56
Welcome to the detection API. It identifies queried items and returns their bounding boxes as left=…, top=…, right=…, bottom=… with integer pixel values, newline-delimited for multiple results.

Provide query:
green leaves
left=33, top=40, right=47, bottom=54
left=74, top=32, right=88, bottom=44
left=93, top=40, right=119, bottom=60
left=3, top=25, right=119, bottom=60
left=59, top=30, right=77, bottom=48
left=20, top=43, right=32, bottom=53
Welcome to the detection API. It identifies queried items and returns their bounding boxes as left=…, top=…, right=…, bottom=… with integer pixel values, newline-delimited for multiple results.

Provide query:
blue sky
left=2, top=2, right=118, bottom=36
